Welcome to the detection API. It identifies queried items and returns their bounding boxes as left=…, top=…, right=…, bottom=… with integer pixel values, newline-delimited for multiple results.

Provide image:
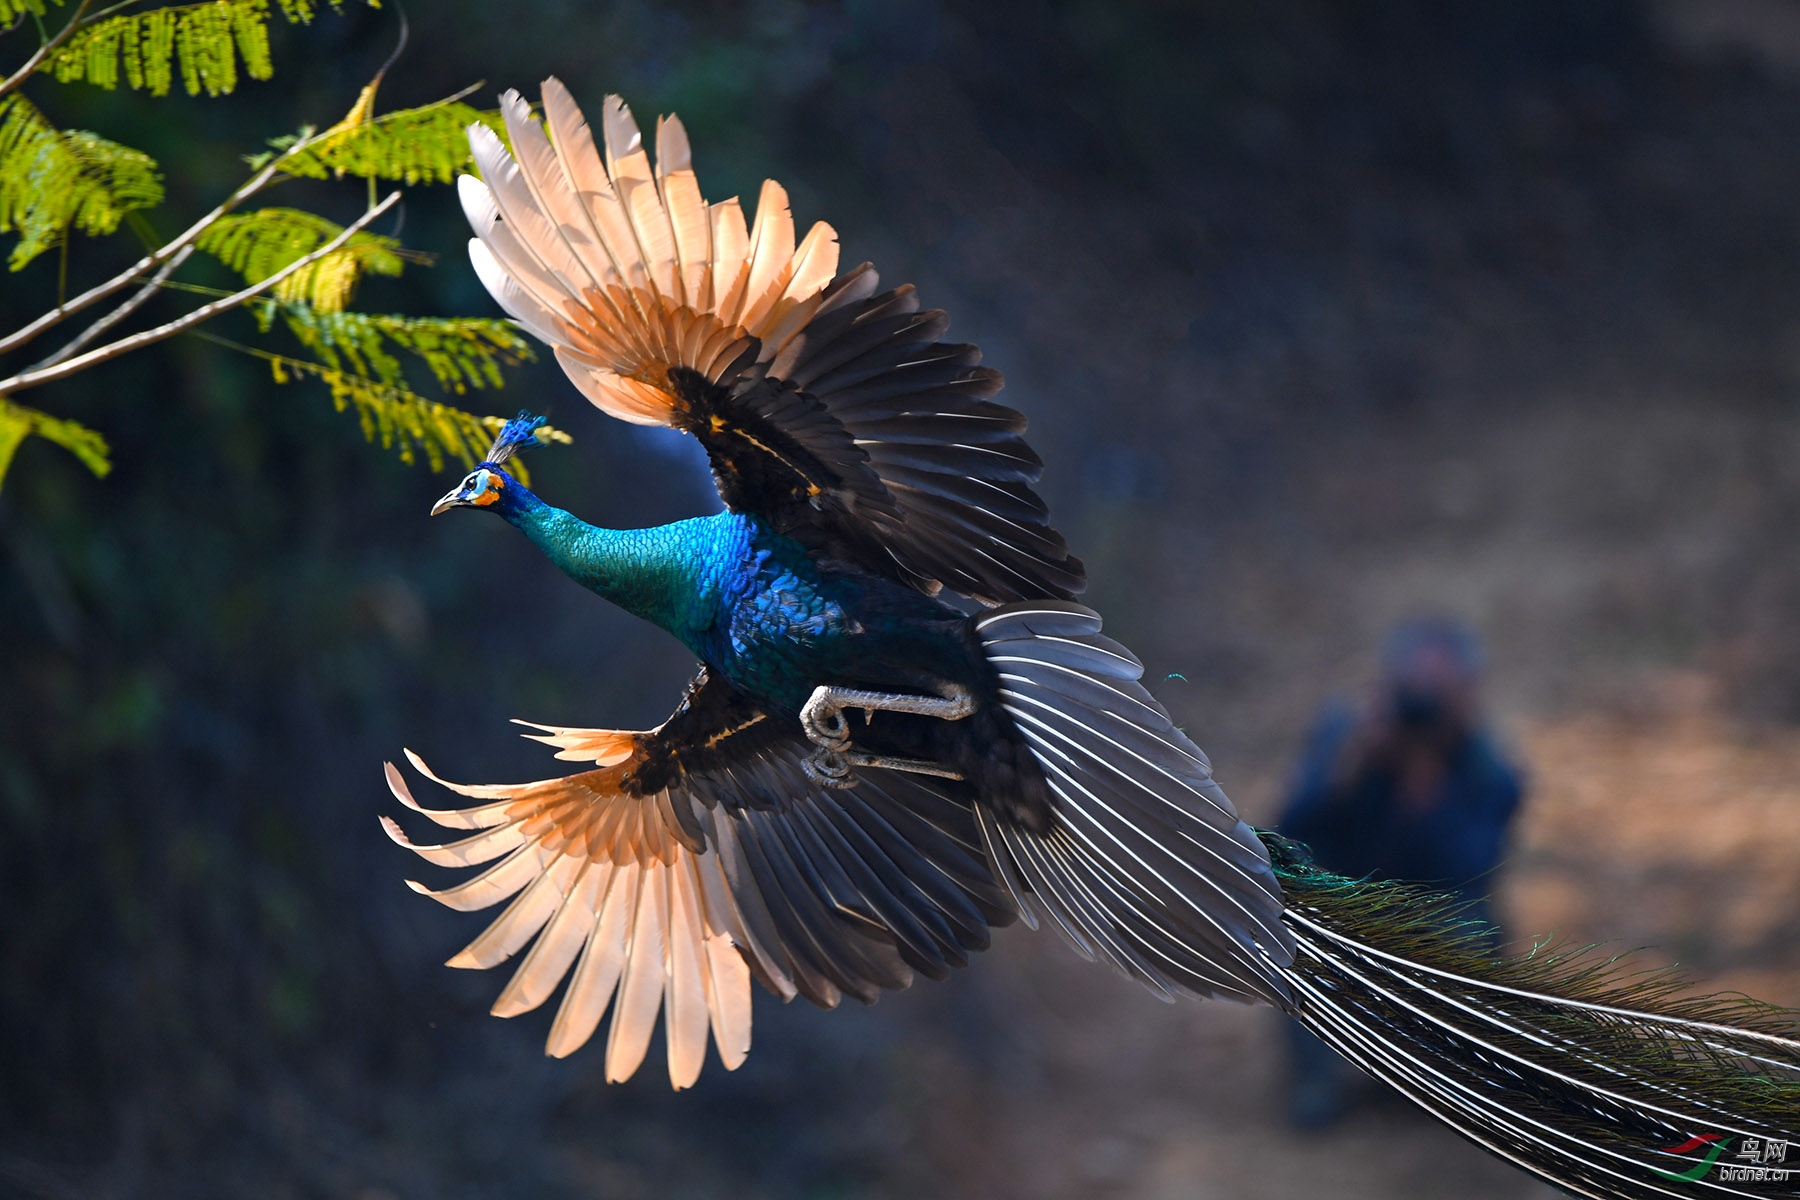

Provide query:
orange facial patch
left=470, top=472, right=504, bottom=506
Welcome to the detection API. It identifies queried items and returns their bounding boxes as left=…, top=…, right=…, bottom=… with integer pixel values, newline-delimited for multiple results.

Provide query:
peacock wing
left=382, top=668, right=1013, bottom=1089
left=459, top=79, right=1084, bottom=604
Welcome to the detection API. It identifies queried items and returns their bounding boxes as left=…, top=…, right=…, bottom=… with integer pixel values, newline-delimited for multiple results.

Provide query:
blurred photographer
left=1276, top=618, right=1525, bottom=1127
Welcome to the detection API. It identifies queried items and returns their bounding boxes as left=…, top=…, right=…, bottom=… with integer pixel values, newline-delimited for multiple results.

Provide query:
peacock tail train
left=1271, top=847, right=1800, bottom=1199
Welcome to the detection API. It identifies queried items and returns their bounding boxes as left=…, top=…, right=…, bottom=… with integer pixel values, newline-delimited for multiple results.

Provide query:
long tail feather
left=1267, top=836, right=1800, bottom=1198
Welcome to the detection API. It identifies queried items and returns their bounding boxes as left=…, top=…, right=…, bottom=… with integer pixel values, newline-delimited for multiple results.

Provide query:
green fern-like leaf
left=271, top=0, right=328, bottom=19
left=197, top=207, right=410, bottom=311
left=272, top=305, right=535, bottom=394
left=0, top=396, right=111, bottom=494
left=0, top=95, right=164, bottom=270
left=279, top=97, right=507, bottom=185
left=259, top=353, right=558, bottom=478
left=0, top=0, right=57, bottom=26
left=44, top=0, right=353, bottom=96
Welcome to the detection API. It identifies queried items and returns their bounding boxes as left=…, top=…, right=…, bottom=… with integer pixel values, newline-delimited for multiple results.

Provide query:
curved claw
left=802, top=747, right=857, bottom=790
left=800, top=686, right=851, bottom=751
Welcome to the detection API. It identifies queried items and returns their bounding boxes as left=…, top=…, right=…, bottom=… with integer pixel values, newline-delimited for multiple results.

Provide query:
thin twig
left=0, top=192, right=399, bottom=396
left=130, top=277, right=233, bottom=301
left=28, top=244, right=193, bottom=372
left=0, top=0, right=93, bottom=102
left=80, top=0, right=152, bottom=25
left=189, top=327, right=418, bottom=399
left=0, top=124, right=320, bottom=360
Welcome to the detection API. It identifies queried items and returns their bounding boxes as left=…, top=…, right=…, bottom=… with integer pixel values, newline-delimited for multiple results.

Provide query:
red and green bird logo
left=1654, top=1134, right=1731, bottom=1182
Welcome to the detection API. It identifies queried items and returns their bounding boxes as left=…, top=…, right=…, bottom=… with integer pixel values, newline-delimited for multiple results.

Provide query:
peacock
left=383, top=80, right=1800, bottom=1198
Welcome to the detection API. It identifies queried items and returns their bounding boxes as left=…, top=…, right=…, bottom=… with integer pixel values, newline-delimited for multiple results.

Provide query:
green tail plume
left=1265, top=834, right=1800, bottom=1199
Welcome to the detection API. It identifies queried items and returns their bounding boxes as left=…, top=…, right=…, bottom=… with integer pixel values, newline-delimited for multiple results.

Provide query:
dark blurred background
left=8, top=1, right=1800, bottom=1195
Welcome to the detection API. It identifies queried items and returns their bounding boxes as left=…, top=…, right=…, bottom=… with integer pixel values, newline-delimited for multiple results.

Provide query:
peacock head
left=430, top=412, right=547, bottom=518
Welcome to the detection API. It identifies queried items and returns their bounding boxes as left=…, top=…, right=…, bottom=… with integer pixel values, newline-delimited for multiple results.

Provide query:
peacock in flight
left=384, top=80, right=1800, bottom=1198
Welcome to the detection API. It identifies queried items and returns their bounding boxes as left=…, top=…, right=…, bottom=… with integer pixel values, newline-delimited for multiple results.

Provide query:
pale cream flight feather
left=460, top=79, right=840, bottom=430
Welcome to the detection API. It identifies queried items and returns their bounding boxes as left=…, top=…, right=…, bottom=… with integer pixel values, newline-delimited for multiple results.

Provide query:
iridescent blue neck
left=487, top=472, right=728, bottom=644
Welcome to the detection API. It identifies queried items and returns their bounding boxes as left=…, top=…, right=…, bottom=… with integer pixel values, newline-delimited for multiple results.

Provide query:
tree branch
left=0, top=0, right=94, bottom=102
left=0, top=191, right=399, bottom=396
left=0, top=124, right=320, bottom=360
left=26, top=244, right=193, bottom=372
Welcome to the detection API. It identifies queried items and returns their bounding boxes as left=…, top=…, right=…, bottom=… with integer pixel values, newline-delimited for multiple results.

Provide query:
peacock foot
left=801, top=683, right=973, bottom=747
left=799, top=683, right=974, bottom=787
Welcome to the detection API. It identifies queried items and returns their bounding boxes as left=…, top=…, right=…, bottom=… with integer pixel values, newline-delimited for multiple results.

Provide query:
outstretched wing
left=382, top=670, right=1013, bottom=1089
left=459, top=79, right=1084, bottom=604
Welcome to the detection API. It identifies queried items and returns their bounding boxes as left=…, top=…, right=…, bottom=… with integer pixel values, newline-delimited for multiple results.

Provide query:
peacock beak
left=430, top=483, right=468, bottom=516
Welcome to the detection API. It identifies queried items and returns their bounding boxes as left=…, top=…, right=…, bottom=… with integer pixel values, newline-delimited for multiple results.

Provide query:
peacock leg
left=799, top=684, right=974, bottom=788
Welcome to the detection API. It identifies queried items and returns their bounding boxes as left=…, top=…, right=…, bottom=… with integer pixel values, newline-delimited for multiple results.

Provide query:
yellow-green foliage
left=46, top=0, right=344, bottom=96
left=0, top=95, right=164, bottom=270
left=275, top=305, right=535, bottom=394
left=280, top=99, right=508, bottom=185
left=198, top=207, right=409, bottom=311
left=231, top=303, right=542, bottom=472
left=0, top=0, right=55, bottom=26
left=199, top=203, right=540, bottom=473
left=0, top=0, right=547, bottom=496
left=0, top=396, right=111, bottom=494
left=261, top=352, right=559, bottom=478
